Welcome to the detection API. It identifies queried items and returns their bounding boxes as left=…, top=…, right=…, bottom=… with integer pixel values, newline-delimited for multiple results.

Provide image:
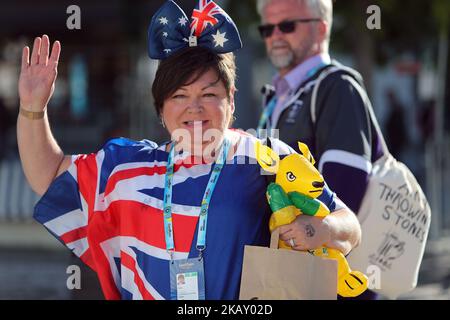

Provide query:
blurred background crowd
left=0, top=0, right=449, bottom=299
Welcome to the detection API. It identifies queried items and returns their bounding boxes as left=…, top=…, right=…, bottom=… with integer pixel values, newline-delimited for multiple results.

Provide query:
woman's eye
left=203, top=93, right=217, bottom=98
left=172, top=94, right=186, bottom=99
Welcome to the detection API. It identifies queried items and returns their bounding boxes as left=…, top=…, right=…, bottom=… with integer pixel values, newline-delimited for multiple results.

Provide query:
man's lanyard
left=257, top=97, right=277, bottom=132
left=306, top=62, right=328, bottom=79
left=257, top=62, right=329, bottom=132
left=163, top=138, right=230, bottom=260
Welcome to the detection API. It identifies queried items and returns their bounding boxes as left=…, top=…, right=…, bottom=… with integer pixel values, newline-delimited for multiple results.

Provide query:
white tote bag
left=347, top=153, right=431, bottom=299
left=311, top=66, right=432, bottom=299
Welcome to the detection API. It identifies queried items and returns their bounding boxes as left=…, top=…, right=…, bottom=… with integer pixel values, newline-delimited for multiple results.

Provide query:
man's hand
left=19, top=35, right=61, bottom=111
left=278, top=215, right=331, bottom=251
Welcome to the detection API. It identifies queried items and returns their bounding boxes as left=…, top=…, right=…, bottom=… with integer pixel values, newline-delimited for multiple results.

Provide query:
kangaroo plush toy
left=255, top=140, right=368, bottom=298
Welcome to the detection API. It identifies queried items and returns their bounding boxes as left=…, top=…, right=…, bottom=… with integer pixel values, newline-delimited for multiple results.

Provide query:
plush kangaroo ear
left=255, top=140, right=280, bottom=173
left=298, top=142, right=315, bottom=166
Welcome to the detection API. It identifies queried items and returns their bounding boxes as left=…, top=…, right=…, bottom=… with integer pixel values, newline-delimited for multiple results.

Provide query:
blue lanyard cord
left=306, top=62, right=328, bottom=79
left=163, top=138, right=231, bottom=259
left=163, top=143, right=176, bottom=256
left=257, top=63, right=329, bottom=135
left=257, top=97, right=277, bottom=132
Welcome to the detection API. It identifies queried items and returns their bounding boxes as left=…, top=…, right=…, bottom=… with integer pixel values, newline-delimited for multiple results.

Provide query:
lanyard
left=306, top=62, right=328, bottom=79
left=257, top=62, right=329, bottom=133
left=257, top=97, right=277, bottom=132
left=163, top=138, right=230, bottom=259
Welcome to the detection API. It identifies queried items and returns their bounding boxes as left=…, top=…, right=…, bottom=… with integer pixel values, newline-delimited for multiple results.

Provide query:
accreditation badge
left=170, top=258, right=205, bottom=300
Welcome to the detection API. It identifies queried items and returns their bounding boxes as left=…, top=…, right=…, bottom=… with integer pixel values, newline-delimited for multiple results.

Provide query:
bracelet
left=19, top=107, right=46, bottom=120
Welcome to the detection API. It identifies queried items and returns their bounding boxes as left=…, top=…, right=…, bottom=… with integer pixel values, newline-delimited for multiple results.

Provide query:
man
left=257, top=0, right=386, bottom=299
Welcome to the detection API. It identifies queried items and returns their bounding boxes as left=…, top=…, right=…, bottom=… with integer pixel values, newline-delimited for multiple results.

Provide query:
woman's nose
left=186, top=97, right=203, bottom=112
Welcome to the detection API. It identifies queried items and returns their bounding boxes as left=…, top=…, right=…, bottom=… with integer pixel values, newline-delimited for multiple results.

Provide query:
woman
left=17, top=0, right=361, bottom=300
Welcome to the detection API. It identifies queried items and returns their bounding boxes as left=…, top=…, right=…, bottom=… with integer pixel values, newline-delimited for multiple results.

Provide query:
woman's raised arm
left=17, top=35, right=71, bottom=196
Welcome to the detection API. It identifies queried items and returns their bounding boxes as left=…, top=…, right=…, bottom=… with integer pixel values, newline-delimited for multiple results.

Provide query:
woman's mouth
left=182, top=120, right=210, bottom=128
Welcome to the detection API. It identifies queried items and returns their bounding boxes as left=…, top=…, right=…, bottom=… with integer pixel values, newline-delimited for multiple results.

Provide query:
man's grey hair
left=257, top=0, right=333, bottom=48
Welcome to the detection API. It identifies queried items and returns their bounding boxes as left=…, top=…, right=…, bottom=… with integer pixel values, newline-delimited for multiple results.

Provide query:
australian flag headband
left=148, top=0, right=242, bottom=60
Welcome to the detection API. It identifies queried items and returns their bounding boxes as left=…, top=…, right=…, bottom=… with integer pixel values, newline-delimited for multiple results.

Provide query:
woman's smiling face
left=161, top=68, right=235, bottom=150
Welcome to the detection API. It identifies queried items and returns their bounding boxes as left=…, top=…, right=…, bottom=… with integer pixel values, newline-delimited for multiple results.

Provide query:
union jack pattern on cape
left=34, top=132, right=304, bottom=299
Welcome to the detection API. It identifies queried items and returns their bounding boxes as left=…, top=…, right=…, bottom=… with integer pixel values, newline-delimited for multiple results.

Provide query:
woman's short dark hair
left=152, top=46, right=236, bottom=117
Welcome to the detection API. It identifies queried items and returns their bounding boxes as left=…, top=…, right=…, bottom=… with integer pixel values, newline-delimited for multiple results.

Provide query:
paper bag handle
left=270, top=228, right=280, bottom=249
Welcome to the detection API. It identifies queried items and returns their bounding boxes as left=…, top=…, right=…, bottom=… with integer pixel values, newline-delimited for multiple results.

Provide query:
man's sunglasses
left=258, top=18, right=321, bottom=38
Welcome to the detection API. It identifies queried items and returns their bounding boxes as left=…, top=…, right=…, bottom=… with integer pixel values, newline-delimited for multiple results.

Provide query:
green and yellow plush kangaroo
left=255, top=141, right=368, bottom=298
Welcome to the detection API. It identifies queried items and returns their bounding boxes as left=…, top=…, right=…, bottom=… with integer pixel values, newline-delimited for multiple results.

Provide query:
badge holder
left=169, top=248, right=206, bottom=300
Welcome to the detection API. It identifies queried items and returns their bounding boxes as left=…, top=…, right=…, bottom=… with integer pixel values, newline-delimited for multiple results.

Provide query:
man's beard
left=268, top=41, right=295, bottom=69
left=268, top=40, right=313, bottom=71
left=269, top=49, right=295, bottom=69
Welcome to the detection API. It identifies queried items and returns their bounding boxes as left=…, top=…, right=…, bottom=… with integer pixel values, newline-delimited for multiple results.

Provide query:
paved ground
left=397, top=237, right=450, bottom=300
left=0, top=248, right=103, bottom=300
left=0, top=246, right=448, bottom=300
left=0, top=224, right=449, bottom=300
left=0, top=222, right=104, bottom=299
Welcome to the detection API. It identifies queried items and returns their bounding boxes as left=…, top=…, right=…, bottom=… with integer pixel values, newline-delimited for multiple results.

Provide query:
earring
left=160, top=117, right=166, bottom=128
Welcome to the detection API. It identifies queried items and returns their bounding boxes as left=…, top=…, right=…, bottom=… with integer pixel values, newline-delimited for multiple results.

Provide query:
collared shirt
left=271, top=53, right=331, bottom=127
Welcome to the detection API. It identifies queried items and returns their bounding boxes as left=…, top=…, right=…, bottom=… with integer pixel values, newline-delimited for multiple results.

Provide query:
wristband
left=19, top=107, right=46, bottom=120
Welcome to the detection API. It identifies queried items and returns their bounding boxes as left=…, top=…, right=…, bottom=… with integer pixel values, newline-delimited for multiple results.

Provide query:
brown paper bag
left=239, top=229, right=338, bottom=300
